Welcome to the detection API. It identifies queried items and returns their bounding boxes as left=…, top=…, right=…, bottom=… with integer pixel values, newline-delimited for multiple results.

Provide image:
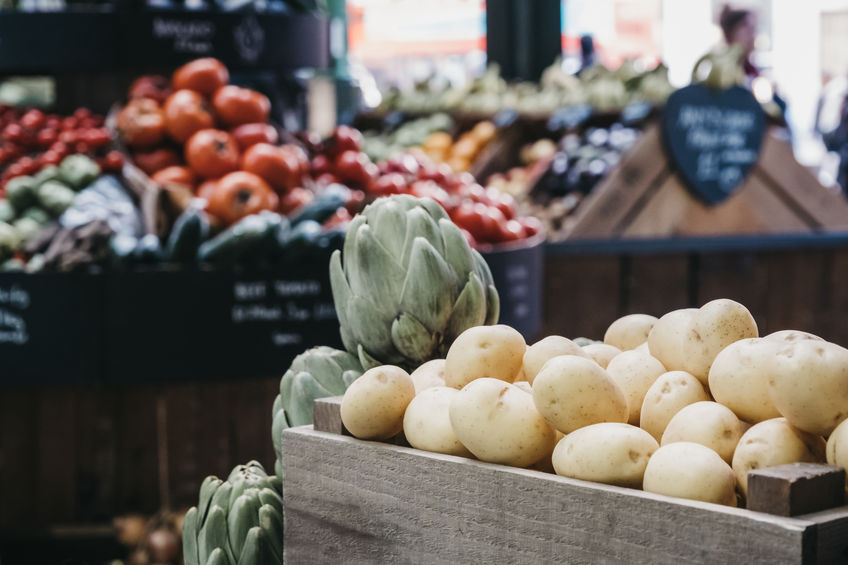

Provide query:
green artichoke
left=271, top=346, right=363, bottom=476
left=183, top=461, right=283, bottom=565
left=330, top=195, right=499, bottom=371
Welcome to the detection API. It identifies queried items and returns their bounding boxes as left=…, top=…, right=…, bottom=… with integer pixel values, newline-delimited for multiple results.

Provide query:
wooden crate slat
left=74, top=386, right=119, bottom=521
left=695, top=251, right=771, bottom=330
left=625, top=254, right=691, bottom=315
left=116, top=384, right=161, bottom=515
left=764, top=250, right=830, bottom=336
left=619, top=175, right=693, bottom=238
left=283, top=427, right=821, bottom=565
left=36, top=388, right=77, bottom=524
left=754, top=133, right=848, bottom=230
left=565, top=126, right=670, bottom=239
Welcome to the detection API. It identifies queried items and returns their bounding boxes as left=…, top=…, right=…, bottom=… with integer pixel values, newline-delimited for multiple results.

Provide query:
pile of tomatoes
left=0, top=106, right=122, bottom=191
left=117, top=57, right=312, bottom=226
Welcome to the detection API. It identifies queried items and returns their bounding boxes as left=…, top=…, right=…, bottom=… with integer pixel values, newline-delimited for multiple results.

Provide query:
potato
left=826, top=417, right=848, bottom=497
left=766, top=339, right=848, bottom=436
left=410, top=359, right=446, bottom=394
left=340, top=365, right=415, bottom=440
left=403, top=387, right=472, bottom=457
left=708, top=338, right=782, bottom=423
left=731, top=417, right=826, bottom=496
left=764, top=329, right=823, bottom=343
left=582, top=343, right=621, bottom=369
left=643, top=442, right=737, bottom=506
left=682, top=299, right=759, bottom=384
left=605, top=351, right=667, bottom=425
left=640, top=371, right=711, bottom=441
left=604, top=314, right=658, bottom=351
left=532, top=355, right=628, bottom=434
left=523, top=336, right=589, bottom=384
left=444, top=325, right=526, bottom=389
left=513, top=381, right=533, bottom=395
left=449, top=378, right=555, bottom=467
left=661, top=401, right=743, bottom=463
left=648, top=308, right=697, bottom=371
left=552, top=423, right=659, bottom=488
left=634, top=341, right=651, bottom=354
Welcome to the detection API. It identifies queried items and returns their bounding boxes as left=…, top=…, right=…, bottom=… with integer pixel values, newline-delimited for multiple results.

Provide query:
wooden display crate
left=282, top=398, right=848, bottom=565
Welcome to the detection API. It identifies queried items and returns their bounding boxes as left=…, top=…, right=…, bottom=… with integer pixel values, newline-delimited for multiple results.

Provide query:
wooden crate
left=282, top=399, right=848, bottom=565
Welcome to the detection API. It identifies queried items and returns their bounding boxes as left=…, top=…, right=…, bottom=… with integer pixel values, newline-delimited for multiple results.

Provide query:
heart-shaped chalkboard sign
left=661, top=84, right=766, bottom=205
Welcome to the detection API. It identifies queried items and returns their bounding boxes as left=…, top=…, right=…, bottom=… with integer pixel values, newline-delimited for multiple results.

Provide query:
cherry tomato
left=84, top=128, right=112, bottom=148
left=409, top=180, right=451, bottom=209
left=313, top=173, right=339, bottom=187
left=418, top=162, right=452, bottom=185
left=310, top=154, right=332, bottom=177
left=36, top=128, right=58, bottom=147
left=44, top=115, right=61, bottom=130
left=59, top=130, right=78, bottom=145
left=133, top=147, right=181, bottom=176
left=462, top=183, right=489, bottom=204
left=450, top=202, right=485, bottom=241
left=50, top=141, right=69, bottom=158
left=5, top=163, right=24, bottom=178
left=212, top=85, right=271, bottom=127
left=39, top=151, right=62, bottom=167
left=519, top=216, right=543, bottom=238
left=74, top=141, right=91, bottom=155
left=128, top=75, right=172, bottom=105
left=328, top=125, right=362, bottom=157
left=368, top=172, right=406, bottom=196
left=479, top=204, right=507, bottom=243
left=230, top=122, right=279, bottom=151
left=152, top=165, right=196, bottom=190
left=61, top=116, right=79, bottom=131
left=499, top=219, right=527, bottom=242
left=334, top=150, right=376, bottom=188
left=16, top=157, right=37, bottom=176
left=382, top=153, right=420, bottom=177
left=279, top=186, right=313, bottom=215
left=344, top=189, right=366, bottom=215
left=323, top=207, right=353, bottom=229
left=487, top=189, right=516, bottom=220
left=73, top=107, right=92, bottom=121
left=20, top=109, right=45, bottom=130
left=172, top=58, right=229, bottom=96
left=101, top=150, right=125, bottom=172
left=116, top=98, right=166, bottom=148
left=3, top=123, right=23, bottom=143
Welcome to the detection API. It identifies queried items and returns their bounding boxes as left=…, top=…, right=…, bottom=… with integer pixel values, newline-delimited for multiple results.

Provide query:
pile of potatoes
left=339, top=298, right=848, bottom=508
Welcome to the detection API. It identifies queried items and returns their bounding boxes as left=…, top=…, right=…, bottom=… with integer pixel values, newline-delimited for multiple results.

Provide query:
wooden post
left=747, top=463, right=846, bottom=517
left=313, top=397, right=346, bottom=435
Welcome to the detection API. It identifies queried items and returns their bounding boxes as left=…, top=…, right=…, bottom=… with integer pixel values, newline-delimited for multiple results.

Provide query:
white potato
left=444, top=325, right=526, bottom=389
left=708, top=338, right=782, bottom=423
left=604, top=314, right=658, bottom=351
left=403, top=387, right=471, bottom=457
left=582, top=343, right=622, bottom=369
left=826, top=417, right=848, bottom=497
left=648, top=308, right=698, bottom=371
left=640, top=371, right=711, bottom=442
left=643, top=442, right=737, bottom=506
left=764, top=329, right=824, bottom=343
left=767, top=339, right=848, bottom=437
left=340, top=365, right=415, bottom=440
left=532, top=355, right=628, bottom=434
left=682, top=299, right=758, bottom=384
left=605, top=351, right=667, bottom=425
left=523, top=336, right=589, bottom=384
left=661, top=401, right=743, bottom=463
left=552, top=423, right=659, bottom=488
left=731, top=417, right=826, bottom=496
left=513, top=381, right=533, bottom=395
left=410, top=359, right=446, bottom=394
left=449, top=378, right=555, bottom=467
left=634, top=342, right=651, bottom=354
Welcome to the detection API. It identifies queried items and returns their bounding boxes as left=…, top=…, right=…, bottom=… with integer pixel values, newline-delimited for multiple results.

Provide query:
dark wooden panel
left=0, top=388, right=38, bottom=530
left=625, top=254, right=691, bottom=316
left=696, top=251, right=770, bottom=331
left=115, top=384, right=161, bottom=516
left=542, top=255, right=621, bottom=341
left=74, top=386, right=119, bottom=522
left=764, top=250, right=830, bottom=337
left=35, top=388, right=78, bottom=525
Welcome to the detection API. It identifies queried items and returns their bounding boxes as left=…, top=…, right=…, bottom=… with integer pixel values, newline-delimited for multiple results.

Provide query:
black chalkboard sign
left=661, top=84, right=766, bottom=205
left=104, top=260, right=342, bottom=382
left=122, top=10, right=329, bottom=70
left=0, top=273, right=104, bottom=384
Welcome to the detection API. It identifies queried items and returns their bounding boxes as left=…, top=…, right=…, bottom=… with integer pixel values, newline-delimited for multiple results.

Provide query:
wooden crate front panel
left=283, top=427, right=816, bottom=565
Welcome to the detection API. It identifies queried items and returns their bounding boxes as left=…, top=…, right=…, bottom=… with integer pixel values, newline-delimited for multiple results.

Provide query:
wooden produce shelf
left=282, top=399, right=848, bottom=565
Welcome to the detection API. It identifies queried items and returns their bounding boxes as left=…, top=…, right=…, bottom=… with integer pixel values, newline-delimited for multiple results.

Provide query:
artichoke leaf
left=400, top=208, right=444, bottom=267
left=348, top=224, right=407, bottom=305
left=341, top=215, right=366, bottom=274
left=198, top=506, right=233, bottom=565
left=205, top=548, right=232, bottom=565
left=398, top=237, right=456, bottom=334
left=257, top=488, right=283, bottom=515
left=485, top=284, right=501, bottom=326
left=347, top=295, right=398, bottom=360
left=182, top=506, right=200, bottom=565
left=197, top=476, right=223, bottom=524
left=228, top=494, right=261, bottom=558
left=357, top=344, right=384, bottom=370
left=271, top=404, right=288, bottom=459
left=283, top=371, right=335, bottom=427
left=341, top=368, right=361, bottom=388
left=439, top=218, right=474, bottom=281
left=258, top=504, right=284, bottom=562
left=329, top=251, right=352, bottom=329
left=237, top=526, right=277, bottom=565
left=371, top=198, right=408, bottom=259
left=444, top=271, right=487, bottom=346
left=418, top=197, right=449, bottom=222
left=391, top=313, right=439, bottom=364
left=209, top=483, right=233, bottom=516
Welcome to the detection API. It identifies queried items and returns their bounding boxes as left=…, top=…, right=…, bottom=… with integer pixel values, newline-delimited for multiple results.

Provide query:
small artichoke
left=272, top=346, right=363, bottom=476
left=183, top=461, right=283, bottom=565
left=330, top=195, right=499, bottom=371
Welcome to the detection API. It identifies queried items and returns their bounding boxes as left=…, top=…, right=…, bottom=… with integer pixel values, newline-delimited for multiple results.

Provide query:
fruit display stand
left=282, top=398, right=848, bottom=564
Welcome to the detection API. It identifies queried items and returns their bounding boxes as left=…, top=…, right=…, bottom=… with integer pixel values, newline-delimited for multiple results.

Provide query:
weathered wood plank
left=764, top=250, right=829, bottom=336
left=36, top=387, right=77, bottom=524
left=313, top=397, right=346, bottom=435
left=748, top=463, right=846, bottom=517
left=695, top=251, right=770, bottom=330
left=804, top=506, right=848, bottom=564
left=625, top=254, right=691, bottom=316
left=283, top=427, right=819, bottom=565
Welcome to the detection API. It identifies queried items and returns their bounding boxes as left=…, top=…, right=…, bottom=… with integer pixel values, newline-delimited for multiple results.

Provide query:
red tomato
left=499, top=219, right=527, bottom=242
left=163, top=89, right=215, bottom=144
left=310, top=153, right=332, bottom=177
left=279, top=186, right=313, bottom=215
left=487, top=189, right=516, bottom=220
left=61, top=116, right=79, bottom=131
left=128, top=75, right=173, bottom=105
left=450, top=202, right=485, bottom=240
left=39, top=151, right=62, bottom=167
left=16, top=157, right=37, bottom=176
left=116, top=98, right=167, bottom=147
left=212, top=86, right=271, bottom=127
left=409, top=180, right=451, bottom=209
left=3, top=123, right=23, bottom=143
left=184, top=129, right=240, bottom=179
left=519, top=216, right=543, bottom=238
left=382, top=153, right=420, bottom=177
left=172, top=58, right=229, bottom=96
left=418, top=162, right=452, bottom=185
left=44, top=115, right=61, bottom=130
left=83, top=128, right=112, bottom=148
left=152, top=165, right=196, bottom=190
left=230, top=122, right=279, bottom=151
left=50, top=141, right=69, bottom=159
left=334, top=150, right=375, bottom=187
left=368, top=172, right=407, bottom=196
left=59, top=130, right=78, bottom=145
left=20, top=109, right=45, bottom=130
left=480, top=204, right=507, bottom=242
left=196, top=178, right=218, bottom=200
left=101, top=150, right=125, bottom=172
left=345, top=189, right=366, bottom=215
left=74, top=141, right=91, bottom=155
left=328, top=125, right=362, bottom=157
left=462, top=183, right=490, bottom=204
left=242, top=143, right=306, bottom=192
left=133, top=147, right=181, bottom=176
left=313, top=172, right=339, bottom=187
left=73, top=108, right=92, bottom=121
left=36, top=128, right=58, bottom=147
